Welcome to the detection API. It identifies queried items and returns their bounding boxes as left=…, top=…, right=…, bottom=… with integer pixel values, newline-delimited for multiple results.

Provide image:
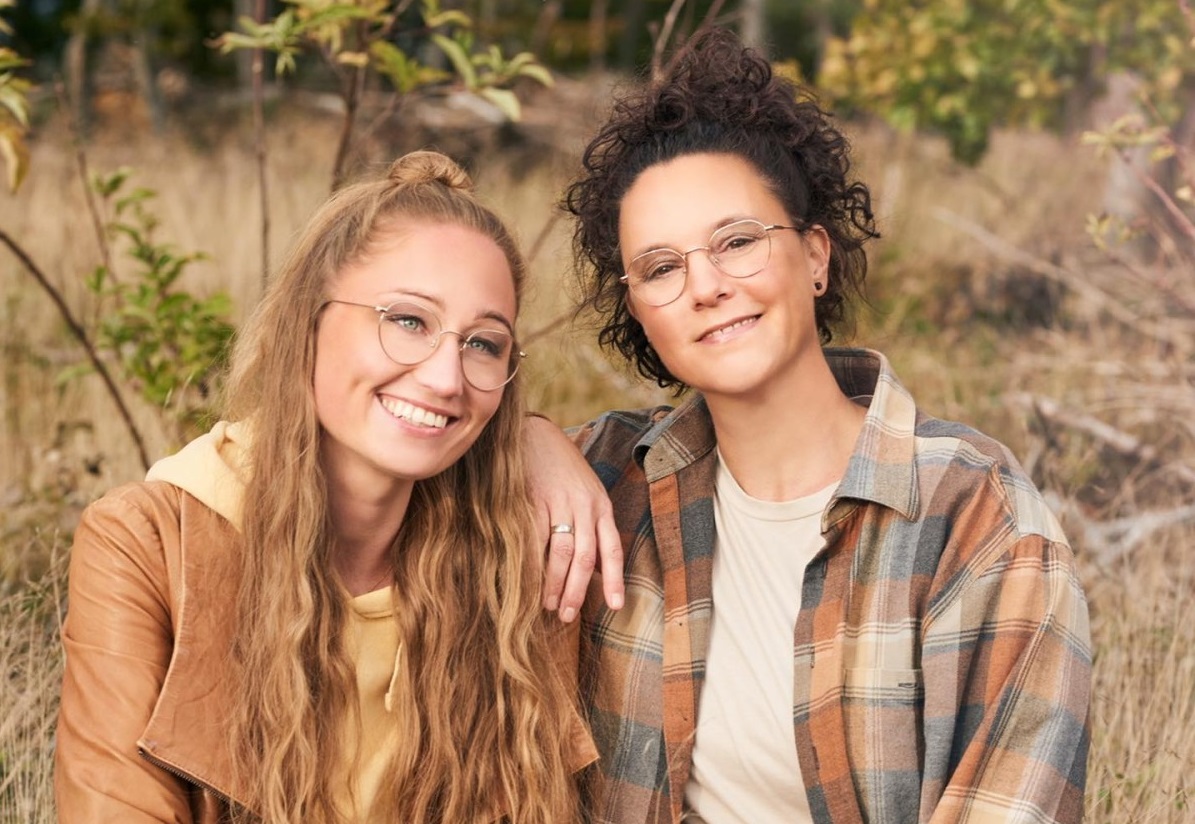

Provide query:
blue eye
left=385, top=312, right=428, bottom=334
left=463, top=332, right=508, bottom=359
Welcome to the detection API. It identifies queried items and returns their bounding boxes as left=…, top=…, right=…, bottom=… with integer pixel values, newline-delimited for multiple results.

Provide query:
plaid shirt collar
left=631, top=347, right=920, bottom=520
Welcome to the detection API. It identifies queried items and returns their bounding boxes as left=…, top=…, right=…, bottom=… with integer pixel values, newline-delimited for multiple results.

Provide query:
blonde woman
left=55, top=150, right=595, bottom=823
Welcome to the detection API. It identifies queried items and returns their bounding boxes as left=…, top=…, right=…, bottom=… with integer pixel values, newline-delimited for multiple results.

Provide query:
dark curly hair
left=564, top=27, right=879, bottom=389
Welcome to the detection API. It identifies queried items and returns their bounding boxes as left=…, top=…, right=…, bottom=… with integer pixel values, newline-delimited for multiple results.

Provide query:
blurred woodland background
left=1, top=0, right=1194, bottom=821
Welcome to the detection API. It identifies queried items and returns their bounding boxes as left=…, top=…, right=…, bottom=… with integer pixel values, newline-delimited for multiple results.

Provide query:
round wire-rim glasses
left=322, top=299, right=526, bottom=391
left=620, top=218, right=803, bottom=307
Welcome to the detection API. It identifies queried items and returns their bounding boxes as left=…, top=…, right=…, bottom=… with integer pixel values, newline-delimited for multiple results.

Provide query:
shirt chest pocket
left=843, top=667, right=924, bottom=701
left=841, top=667, right=926, bottom=818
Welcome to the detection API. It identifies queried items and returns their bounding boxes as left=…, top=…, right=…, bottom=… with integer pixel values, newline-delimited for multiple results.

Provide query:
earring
left=813, top=281, right=823, bottom=293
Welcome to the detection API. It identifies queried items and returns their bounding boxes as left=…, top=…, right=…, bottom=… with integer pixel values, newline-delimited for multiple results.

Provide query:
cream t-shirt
left=683, top=454, right=835, bottom=824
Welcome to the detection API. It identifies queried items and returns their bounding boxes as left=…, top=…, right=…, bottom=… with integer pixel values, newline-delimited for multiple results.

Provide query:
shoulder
left=910, top=412, right=1065, bottom=546
left=74, top=482, right=233, bottom=577
left=568, top=407, right=674, bottom=464
left=76, top=482, right=186, bottom=544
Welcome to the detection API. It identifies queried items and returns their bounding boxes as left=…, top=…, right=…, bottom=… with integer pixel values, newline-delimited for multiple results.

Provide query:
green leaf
left=0, top=79, right=30, bottom=126
left=93, top=168, right=132, bottom=198
left=85, top=265, right=109, bottom=292
left=479, top=87, right=520, bottom=121
left=55, top=362, right=96, bottom=388
left=336, top=50, right=370, bottom=68
left=0, top=122, right=28, bottom=192
left=513, top=62, right=553, bottom=88
left=431, top=33, right=478, bottom=90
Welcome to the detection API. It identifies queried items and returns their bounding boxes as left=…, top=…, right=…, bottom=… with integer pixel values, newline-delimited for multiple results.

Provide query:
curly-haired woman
left=55, top=151, right=595, bottom=823
left=529, top=28, right=1091, bottom=824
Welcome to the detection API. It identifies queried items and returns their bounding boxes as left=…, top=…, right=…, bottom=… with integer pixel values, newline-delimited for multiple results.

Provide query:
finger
left=541, top=518, right=574, bottom=612
left=533, top=500, right=551, bottom=551
left=596, top=509, right=625, bottom=610
left=557, top=523, right=597, bottom=623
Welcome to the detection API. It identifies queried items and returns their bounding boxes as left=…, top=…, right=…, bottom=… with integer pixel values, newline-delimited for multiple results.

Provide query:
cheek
left=473, top=390, right=505, bottom=428
left=311, top=359, right=342, bottom=430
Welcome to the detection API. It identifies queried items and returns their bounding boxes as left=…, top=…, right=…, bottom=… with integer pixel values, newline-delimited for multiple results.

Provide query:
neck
left=324, top=467, right=414, bottom=596
left=705, top=351, right=866, bottom=501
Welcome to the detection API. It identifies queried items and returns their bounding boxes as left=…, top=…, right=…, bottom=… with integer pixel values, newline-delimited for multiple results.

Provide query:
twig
left=1043, top=491, right=1195, bottom=565
left=928, top=207, right=1184, bottom=340
left=252, top=0, right=270, bottom=288
left=522, top=311, right=572, bottom=347
left=521, top=211, right=574, bottom=346
left=654, top=0, right=730, bottom=80
left=651, top=0, right=688, bottom=80
left=1099, top=243, right=1195, bottom=316
left=0, top=228, right=151, bottom=471
left=330, top=46, right=366, bottom=192
left=1117, top=146, right=1195, bottom=243
left=525, top=209, right=561, bottom=267
left=54, top=79, right=115, bottom=284
left=1011, top=392, right=1195, bottom=487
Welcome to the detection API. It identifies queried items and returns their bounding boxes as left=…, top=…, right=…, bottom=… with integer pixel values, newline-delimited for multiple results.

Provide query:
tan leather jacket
left=55, top=481, right=595, bottom=823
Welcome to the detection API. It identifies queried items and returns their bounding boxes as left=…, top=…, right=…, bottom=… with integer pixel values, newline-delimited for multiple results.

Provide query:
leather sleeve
left=55, top=484, right=193, bottom=823
left=552, top=618, right=599, bottom=774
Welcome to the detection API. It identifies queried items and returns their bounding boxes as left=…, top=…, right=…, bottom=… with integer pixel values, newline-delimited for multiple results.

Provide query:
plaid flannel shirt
left=573, top=348, right=1090, bottom=824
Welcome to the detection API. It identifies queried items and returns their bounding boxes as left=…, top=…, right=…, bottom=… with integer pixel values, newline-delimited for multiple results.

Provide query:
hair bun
left=387, top=150, right=473, bottom=192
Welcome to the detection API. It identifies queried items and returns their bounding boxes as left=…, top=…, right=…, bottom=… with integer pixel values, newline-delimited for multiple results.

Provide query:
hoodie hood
left=145, top=420, right=251, bottom=530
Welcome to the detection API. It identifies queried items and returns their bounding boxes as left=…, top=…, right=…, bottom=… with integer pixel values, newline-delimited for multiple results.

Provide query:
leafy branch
left=214, top=0, right=555, bottom=191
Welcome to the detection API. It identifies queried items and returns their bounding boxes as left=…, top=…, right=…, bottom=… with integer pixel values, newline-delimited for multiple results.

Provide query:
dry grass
left=1, top=84, right=1192, bottom=821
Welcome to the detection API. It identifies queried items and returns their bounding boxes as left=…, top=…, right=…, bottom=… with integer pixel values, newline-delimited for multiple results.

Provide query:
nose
left=412, top=334, right=466, bottom=397
left=683, top=249, right=732, bottom=306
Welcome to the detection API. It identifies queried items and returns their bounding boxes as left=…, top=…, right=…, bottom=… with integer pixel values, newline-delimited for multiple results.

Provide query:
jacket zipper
left=138, top=745, right=237, bottom=808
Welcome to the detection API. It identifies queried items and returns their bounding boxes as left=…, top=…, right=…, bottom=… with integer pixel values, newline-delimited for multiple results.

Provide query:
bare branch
left=651, top=0, right=688, bottom=80
left=1117, top=146, right=1195, bottom=243
left=1043, top=490, right=1195, bottom=566
left=0, top=228, right=151, bottom=471
left=1011, top=392, right=1195, bottom=487
left=930, top=207, right=1193, bottom=345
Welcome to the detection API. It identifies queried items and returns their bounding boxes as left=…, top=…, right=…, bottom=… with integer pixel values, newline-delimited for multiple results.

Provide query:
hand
left=524, top=414, right=625, bottom=621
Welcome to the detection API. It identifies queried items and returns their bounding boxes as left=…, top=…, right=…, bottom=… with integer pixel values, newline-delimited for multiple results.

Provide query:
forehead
left=618, top=153, right=782, bottom=250
left=336, top=222, right=517, bottom=321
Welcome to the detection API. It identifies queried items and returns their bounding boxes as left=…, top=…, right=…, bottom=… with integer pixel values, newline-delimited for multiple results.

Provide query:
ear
left=803, top=225, right=831, bottom=294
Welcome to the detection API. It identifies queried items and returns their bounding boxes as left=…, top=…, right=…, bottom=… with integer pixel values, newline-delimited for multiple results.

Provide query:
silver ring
left=551, top=523, right=574, bottom=535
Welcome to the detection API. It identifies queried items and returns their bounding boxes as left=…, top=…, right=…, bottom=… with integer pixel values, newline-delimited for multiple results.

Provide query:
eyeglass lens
left=377, top=302, right=518, bottom=390
left=626, top=219, right=775, bottom=306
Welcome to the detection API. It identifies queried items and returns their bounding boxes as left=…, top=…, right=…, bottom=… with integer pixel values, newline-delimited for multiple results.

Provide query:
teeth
left=380, top=398, right=449, bottom=429
left=706, top=317, right=754, bottom=340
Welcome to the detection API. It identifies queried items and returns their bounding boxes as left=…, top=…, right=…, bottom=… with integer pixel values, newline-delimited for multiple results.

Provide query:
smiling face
left=313, top=220, right=517, bottom=500
left=618, top=152, right=830, bottom=403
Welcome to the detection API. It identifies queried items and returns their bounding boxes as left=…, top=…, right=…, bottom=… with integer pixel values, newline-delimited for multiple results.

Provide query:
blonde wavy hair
left=221, top=151, right=581, bottom=822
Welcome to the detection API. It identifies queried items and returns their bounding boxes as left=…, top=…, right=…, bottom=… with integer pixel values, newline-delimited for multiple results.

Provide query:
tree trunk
left=63, top=0, right=107, bottom=136
left=588, top=0, right=609, bottom=72
left=618, top=0, right=647, bottom=70
left=530, top=0, right=562, bottom=57
left=234, top=0, right=256, bottom=90
left=131, top=30, right=164, bottom=132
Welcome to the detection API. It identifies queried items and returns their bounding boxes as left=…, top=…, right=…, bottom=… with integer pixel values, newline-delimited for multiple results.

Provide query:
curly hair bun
left=387, top=150, right=473, bottom=192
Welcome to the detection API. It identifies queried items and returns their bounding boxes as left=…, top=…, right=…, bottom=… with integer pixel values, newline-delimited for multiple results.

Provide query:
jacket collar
left=136, top=489, right=250, bottom=809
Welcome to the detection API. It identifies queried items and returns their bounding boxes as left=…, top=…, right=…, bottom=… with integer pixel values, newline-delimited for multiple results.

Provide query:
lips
left=379, top=397, right=451, bottom=429
left=699, top=315, right=759, bottom=343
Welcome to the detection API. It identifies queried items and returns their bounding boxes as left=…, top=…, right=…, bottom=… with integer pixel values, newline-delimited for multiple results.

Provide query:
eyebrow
left=630, top=214, right=761, bottom=257
left=386, top=289, right=515, bottom=334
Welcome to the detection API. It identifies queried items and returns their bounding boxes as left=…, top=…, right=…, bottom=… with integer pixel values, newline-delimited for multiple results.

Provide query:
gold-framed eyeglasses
left=620, top=218, right=802, bottom=307
left=322, top=300, right=525, bottom=391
